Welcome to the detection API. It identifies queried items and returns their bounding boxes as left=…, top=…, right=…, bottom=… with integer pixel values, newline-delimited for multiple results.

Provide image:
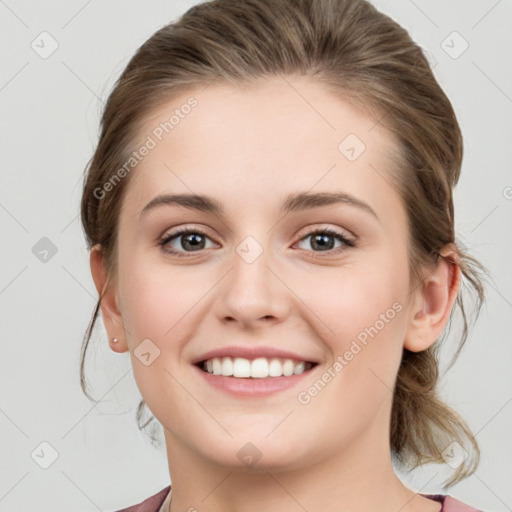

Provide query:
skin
left=90, top=76, right=459, bottom=512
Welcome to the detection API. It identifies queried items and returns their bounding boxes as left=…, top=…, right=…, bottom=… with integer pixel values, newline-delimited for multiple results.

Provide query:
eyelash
left=158, top=226, right=356, bottom=258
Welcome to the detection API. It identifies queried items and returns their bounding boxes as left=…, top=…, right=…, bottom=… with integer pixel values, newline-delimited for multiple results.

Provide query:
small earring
left=112, top=337, right=119, bottom=344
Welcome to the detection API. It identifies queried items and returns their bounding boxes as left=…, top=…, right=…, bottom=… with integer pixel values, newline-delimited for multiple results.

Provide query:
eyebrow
left=140, top=191, right=379, bottom=221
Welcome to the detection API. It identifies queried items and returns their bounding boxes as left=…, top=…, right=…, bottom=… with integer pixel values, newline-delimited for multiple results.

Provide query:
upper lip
left=191, top=346, right=319, bottom=365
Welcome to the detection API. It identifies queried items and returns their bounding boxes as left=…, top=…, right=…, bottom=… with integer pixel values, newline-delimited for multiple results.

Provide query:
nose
left=212, top=237, right=290, bottom=329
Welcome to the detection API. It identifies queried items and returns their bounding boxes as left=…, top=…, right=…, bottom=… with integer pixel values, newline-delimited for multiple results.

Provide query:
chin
left=196, top=434, right=312, bottom=473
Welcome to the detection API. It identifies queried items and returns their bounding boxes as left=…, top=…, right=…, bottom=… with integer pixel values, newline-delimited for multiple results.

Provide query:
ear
left=90, top=244, right=128, bottom=353
left=403, top=244, right=460, bottom=352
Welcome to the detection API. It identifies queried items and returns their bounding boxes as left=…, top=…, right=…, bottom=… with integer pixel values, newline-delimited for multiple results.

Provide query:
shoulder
left=112, top=485, right=171, bottom=512
left=422, top=493, right=486, bottom=512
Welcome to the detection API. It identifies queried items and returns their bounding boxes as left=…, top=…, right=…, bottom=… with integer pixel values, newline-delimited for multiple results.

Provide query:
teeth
left=294, top=361, right=306, bottom=375
left=201, top=356, right=313, bottom=378
left=282, top=359, right=295, bottom=376
left=268, top=358, right=283, bottom=377
left=212, top=358, right=222, bottom=375
left=233, top=357, right=251, bottom=378
left=250, top=357, right=268, bottom=378
left=221, top=357, right=234, bottom=376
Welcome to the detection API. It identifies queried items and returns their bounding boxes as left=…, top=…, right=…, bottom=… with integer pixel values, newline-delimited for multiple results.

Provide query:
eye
left=295, top=228, right=355, bottom=255
left=158, top=226, right=356, bottom=258
left=159, top=227, right=217, bottom=257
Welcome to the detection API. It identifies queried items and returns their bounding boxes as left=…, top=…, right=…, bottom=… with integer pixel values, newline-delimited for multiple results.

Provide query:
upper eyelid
left=159, top=225, right=355, bottom=247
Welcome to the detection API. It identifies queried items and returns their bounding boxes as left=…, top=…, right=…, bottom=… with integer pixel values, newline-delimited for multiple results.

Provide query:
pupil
left=184, top=233, right=204, bottom=251
left=314, top=234, right=333, bottom=251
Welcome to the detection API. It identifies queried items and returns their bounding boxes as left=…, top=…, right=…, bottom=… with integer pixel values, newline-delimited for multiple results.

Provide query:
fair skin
left=90, top=76, right=459, bottom=512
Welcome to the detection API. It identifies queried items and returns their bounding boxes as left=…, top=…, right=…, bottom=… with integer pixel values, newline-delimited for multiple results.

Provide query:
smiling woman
left=79, top=1, right=489, bottom=511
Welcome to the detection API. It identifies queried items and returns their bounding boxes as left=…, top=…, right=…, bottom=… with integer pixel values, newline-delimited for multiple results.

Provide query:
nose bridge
left=215, top=232, right=288, bottom=325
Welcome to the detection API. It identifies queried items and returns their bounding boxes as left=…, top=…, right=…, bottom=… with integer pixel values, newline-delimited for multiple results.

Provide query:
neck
left=163, top=425, right=434, bottom=512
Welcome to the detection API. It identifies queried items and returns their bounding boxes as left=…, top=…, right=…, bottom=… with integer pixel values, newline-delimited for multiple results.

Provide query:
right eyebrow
left=139, top=190, right=379, bottom=223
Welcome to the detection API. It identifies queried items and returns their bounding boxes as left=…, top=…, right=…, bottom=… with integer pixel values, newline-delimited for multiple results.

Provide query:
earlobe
left=89, top=245, right=128, bottom=353
left=403, top=245, right=460, bottom=353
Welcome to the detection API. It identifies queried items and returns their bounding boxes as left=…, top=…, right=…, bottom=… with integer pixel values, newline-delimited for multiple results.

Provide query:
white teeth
left=212, top=357, right=222, bottom=375
left=282, top=359, right=295, bottom=377
left=201, top=356, right=313, bottom=378
left=294, top=361, right=306, bottom=375
left=233, top=357, right=251, bottom=377
left=250, top=358, right=268, bottom=378
left=221, top=357, right=234, bottom=376
left=268, top=358, right=283, bottom=377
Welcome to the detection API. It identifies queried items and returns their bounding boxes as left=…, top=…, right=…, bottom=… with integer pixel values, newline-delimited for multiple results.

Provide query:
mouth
left=196, top=356, right=318, bottom=378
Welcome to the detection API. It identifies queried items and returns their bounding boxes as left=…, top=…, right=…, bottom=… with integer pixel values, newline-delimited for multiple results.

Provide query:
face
left=110, top=76, right=419, bottom=472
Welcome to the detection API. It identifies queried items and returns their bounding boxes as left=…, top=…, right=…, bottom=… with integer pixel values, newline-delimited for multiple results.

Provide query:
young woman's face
left=112, top=76, right=420, bottom=471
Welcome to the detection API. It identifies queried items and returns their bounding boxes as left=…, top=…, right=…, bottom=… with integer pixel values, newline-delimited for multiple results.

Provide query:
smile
left=199, top=356, right=316, bottom=378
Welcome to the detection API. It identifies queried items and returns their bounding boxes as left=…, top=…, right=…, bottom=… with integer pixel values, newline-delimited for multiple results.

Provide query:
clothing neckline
left=155, top=488, right=444, bottom=512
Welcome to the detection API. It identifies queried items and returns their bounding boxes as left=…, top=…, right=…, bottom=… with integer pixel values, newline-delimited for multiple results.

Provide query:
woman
left=80, top=0, right=488, bottom=510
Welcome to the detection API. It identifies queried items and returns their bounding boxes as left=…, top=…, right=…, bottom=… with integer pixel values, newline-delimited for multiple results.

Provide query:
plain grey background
left=1, top=1, right=511, bottom=511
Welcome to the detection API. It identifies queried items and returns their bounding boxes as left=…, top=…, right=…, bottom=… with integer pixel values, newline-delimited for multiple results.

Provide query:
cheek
left=117, top=254, right=201, bottom=342
left=312, top=258, right=408, bottom=388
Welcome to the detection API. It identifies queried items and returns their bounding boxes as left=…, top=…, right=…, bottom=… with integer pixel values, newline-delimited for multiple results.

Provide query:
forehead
left=122, top=76, right=404, bottom=223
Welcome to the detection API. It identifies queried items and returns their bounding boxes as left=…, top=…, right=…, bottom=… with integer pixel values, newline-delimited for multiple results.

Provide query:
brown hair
left=80, top=0, right=488, bottom=488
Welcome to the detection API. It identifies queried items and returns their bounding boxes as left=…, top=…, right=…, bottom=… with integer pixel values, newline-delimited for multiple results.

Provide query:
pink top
left=112, top=486, right=484, bottom=512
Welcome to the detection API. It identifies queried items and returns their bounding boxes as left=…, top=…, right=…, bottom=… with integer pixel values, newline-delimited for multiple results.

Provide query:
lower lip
left=193, top=364, right=316, bottom=397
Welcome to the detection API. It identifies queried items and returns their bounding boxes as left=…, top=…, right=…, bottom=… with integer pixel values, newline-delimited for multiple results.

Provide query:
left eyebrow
left=140, top=193, right=224, bottom=217
left=140, top=191, right=379, bottom=222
